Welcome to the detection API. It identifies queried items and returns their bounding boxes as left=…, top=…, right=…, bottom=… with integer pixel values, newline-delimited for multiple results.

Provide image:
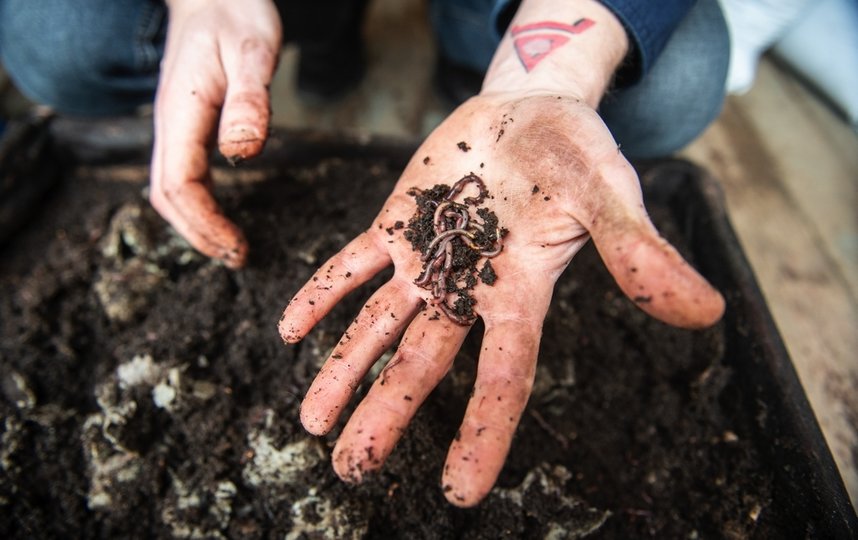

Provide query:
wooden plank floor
left=269, top=0, right=858, bottom=509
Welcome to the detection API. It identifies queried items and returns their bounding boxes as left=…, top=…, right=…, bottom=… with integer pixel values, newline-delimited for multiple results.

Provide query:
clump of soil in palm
left=404, top=173, right=506, bottom=324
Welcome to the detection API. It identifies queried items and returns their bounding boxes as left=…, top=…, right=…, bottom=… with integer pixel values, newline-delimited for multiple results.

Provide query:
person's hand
left=149, top=0, right=282, bottom=268
left=278, top=93, right=725, bottom=506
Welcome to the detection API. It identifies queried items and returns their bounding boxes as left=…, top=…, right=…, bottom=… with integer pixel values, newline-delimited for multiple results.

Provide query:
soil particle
left=496, top=115, right=512, bottom=143
left=456, top=141, right=471, bottom=152
left=478, top=261, right=497, bottom=286
left=0, top=156, right=775, bottom=539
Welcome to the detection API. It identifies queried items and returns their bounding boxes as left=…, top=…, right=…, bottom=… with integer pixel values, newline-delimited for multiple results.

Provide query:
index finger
left=442, top=317, right=542, bottom=507
left=150, top=49, right=248, bottom=268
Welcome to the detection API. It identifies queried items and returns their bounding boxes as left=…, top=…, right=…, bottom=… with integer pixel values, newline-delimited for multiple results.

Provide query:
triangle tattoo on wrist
left=510, top=18, right=595, bottom=72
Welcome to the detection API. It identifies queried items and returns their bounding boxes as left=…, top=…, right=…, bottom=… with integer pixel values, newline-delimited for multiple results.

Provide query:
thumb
left=586, top=164, right=724, bottom=329
left=218, top=36, right=279, bottom=162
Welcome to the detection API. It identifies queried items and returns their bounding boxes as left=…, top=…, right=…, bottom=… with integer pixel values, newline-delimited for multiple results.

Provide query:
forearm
left=481, top=0, right=629, bottom=107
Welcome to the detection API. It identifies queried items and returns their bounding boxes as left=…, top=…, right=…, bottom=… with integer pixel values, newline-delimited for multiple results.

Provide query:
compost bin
left=0, top=116, right=855, bottom=538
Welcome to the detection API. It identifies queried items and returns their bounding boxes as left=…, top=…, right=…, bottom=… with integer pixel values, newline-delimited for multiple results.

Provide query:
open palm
left=279, top=94, right=725, bottom=506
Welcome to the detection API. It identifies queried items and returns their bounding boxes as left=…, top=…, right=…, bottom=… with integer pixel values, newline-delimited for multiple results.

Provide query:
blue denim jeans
left=599, top=0, right=729, bottom=157
left=0, top=0, right=165, bottom=116
left=0, top=0, right=728, bottom=158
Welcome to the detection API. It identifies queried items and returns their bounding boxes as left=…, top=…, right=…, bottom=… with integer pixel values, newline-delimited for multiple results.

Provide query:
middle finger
left=331, top=308, right=472, bottom=483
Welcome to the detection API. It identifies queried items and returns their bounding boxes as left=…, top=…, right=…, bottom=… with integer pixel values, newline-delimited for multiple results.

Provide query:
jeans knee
left=600, top=0, right=730, bottom=158
left=605, top=78, right=727, bottom=159
left=0, top=0, right=164, bottom=116
left=2, top=36, right=97, bottom=115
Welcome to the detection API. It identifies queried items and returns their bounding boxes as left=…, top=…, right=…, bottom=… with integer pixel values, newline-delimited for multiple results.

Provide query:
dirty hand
left=278, top=93, right=726, bottom=505
left=150, top=0, right=282, bottom=268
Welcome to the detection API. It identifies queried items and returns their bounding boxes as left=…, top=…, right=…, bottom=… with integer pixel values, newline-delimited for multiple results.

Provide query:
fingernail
left=224, top=125, right=262, bottom=143
left=222, top=245, right=247, bottom=269
left=221, top=126, right=265, bottom=164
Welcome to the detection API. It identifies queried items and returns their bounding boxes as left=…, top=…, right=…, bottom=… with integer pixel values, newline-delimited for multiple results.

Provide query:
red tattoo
left=510, top=18, right=595, bottom=72
left=510, top=19, right=595, bottom=37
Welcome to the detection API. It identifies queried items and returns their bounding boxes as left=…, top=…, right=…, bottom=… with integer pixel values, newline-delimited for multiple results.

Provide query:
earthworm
left=445, top=173, right=488, bottom=205
left=411, top=174, right=503, bottom=324
left=422, top=228, right=475, bottom=261
left=439, top=300, right=474, bottom=326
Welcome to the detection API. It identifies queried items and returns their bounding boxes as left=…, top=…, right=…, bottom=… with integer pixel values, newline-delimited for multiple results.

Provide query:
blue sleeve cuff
left=490, top=0, right=520, bottom=39
left=491, top=0, right=696, bottom=85
left=597, top=0, right=695, bottom=84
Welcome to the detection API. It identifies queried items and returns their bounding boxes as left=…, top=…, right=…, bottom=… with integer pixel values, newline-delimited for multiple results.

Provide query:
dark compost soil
left=0, top=155, right=776, bottom=538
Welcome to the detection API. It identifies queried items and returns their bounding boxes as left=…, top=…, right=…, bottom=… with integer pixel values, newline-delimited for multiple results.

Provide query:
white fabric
left=774, top=0, right=858, bottom=127
left=718, top=0, right=814, bottom=94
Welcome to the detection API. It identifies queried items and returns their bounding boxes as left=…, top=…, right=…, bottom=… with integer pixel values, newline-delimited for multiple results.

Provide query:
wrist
left=481, top=0, right=629, bottom=107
